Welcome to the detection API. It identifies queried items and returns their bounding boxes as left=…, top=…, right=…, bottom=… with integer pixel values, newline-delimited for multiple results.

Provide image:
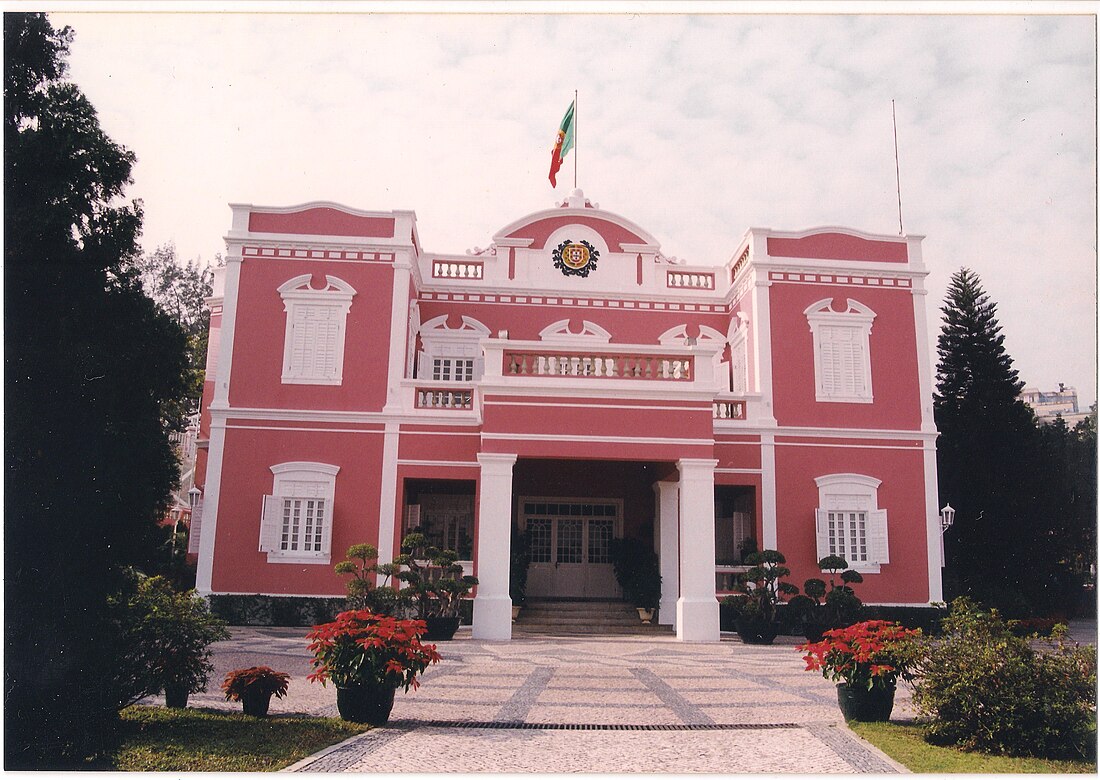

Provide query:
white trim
left=760, top=433, right=777, bottom=549
left=814, top=473, right=882, bottom=490
left=271, top=461, right=341, bottom=477
left=751, top=273, right=778, bottom=427
left=538, top=319, right=613, bottom=344
left=714, top=468, right=763, bottom=475
left=481, top=432, right=715, bottom=447
left=492, top=205, right=660, bottom=249
left=397, top=460, right=481, bottom=468
left=212, top=254, right=243, bottom=407
left=777, top=441, right=925, bottom=452
left=376, top=423, right=401, bottom=582
left=383, top=257, right=414, bottom=412
left=923, top=441, right=944, bottom=601
left=195, top=419, right=227, bottom=594
left=483, top=399, right=710, bottom=413
left=207, top=590, right=347, bottom=598
left=225, top=424, right=387, bottom=434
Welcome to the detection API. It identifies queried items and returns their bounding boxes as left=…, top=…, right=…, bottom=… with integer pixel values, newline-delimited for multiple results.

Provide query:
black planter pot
left=423, top=616, right=461, bottom=641
left=735, top=617, right=780, bottom=645
left=336, top=684, right=397, bottom=725
left=164, top=682, right=189, bottom=709
left=836, top=682, right=896, bottom=722
left=241, top=689, right=273, bottom=717
left=803, top=620, right=833, bottom=643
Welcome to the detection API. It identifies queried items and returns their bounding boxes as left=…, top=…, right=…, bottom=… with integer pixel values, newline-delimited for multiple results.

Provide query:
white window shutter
left=815, top=509, right=831, bottom=561
left=259, top=495, right=282, bottom=552
left=869, top=509, right=889, bottom=564
left=318, top=499, right=333, bottom=558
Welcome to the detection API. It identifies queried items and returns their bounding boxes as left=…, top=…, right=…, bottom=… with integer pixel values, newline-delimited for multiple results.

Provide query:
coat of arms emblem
left=553, top=239, right=599, bottom=278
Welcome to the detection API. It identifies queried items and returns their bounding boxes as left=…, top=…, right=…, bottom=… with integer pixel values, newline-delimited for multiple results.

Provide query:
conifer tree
left=934, top=269, right=1050, bottom=615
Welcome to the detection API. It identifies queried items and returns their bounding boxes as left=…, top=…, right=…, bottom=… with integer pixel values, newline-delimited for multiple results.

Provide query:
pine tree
left=934, top=269, right=1048, bottom=615
left=5, top=14, right=190, bottom=767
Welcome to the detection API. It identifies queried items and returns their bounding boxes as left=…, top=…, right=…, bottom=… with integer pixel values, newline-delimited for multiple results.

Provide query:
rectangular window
left=280, top=498, right=325, bottom=553
left=587, top=520, right=614, bottom=564
left=828, top=510, right=868, bottom=563
left=528, top=518, right=552, bottom=563
left=432, top=358, right=474, bottom=382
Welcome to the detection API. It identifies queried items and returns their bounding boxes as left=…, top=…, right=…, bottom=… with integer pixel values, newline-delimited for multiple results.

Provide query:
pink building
left=193, top=189, right=944, bottom=641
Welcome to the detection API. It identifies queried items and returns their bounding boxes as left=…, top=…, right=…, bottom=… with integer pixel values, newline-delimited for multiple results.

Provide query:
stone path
left=179, top=627, right=912, bottom=773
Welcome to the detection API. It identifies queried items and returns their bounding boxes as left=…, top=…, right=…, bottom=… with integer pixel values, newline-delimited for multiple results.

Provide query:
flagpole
left=574, top=89, right=578, bottom=190
left=892, top=99, right=904, bottom=235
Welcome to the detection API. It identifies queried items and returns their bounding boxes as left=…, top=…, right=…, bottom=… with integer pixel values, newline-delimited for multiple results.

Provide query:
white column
left=654, top=481, right=680, bottom=627
left=760, top=433, right=778, bottom=550
left=676, top=458, right=721, bottom=641
left=473, top=452, right=517, bottom=640
left=375, top=423, right=400, bottom=581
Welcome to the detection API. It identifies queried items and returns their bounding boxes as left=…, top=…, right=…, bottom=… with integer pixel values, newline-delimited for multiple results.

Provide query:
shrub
left=394, top=533, right=478, bottom=618
left=111, top=575, right=230, bottom=706
left=609, top=538, right=662, bottom=610
left=334, top=543, right=410, bottom=616
left=911, top=597, right=1096, bottom=759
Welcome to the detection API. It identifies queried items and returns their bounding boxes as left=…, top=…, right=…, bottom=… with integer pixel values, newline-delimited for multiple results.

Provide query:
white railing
left=713, top=399, right=746, bottom=420
left=432, top=260, right=484, bottom=279
left=504, top=351, right=693, bottom=381
left=415, top=387, right=474, bottom=410
left=667, top=270, right=715, bottom=289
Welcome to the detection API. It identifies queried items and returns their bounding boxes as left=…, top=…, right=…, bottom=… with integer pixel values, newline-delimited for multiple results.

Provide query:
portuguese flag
left=548, top=100, right=575, bottom=188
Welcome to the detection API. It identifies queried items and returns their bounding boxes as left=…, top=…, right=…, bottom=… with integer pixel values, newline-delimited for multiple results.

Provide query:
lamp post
left=939, top=504, right=955, bottom=567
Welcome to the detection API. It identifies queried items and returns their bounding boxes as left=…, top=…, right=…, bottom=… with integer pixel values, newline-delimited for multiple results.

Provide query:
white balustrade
left=432, top=260, right=484, bottom=279
left=415, top=387, right=474, bottom=409
left=504, top=351, right=693, bottom=381
left=666, top=271, right=715, bottom=289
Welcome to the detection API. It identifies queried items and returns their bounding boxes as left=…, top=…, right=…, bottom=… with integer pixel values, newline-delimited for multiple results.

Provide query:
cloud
left=51, top=10, right=1097, bottom=405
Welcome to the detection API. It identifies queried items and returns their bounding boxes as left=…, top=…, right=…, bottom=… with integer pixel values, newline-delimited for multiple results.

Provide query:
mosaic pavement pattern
left=167, top=627, right=918, bottom=773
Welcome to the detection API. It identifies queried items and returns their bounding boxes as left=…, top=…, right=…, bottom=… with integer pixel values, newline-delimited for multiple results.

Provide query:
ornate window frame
left=804, top=298, right=876, bottom=403
left=813, top=473, right=888, bottom=573
left=259, top=462, right=339, bottom=564
left=278, top=274, right=357, bottom=385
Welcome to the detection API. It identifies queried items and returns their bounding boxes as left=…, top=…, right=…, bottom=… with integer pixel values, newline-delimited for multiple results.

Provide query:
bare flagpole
left=574, top=89, right=578, bottom=190
left=892, top=99, right=904, bottom=235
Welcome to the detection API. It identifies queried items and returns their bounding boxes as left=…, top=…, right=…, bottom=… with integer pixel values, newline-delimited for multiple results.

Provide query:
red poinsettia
left=306, top=610, right=441, bottom=692
left=798, top=620, right=920, bottom=690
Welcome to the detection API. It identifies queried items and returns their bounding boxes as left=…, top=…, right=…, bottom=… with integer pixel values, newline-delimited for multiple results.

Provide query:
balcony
left=481, top=338, right=723, bottom=394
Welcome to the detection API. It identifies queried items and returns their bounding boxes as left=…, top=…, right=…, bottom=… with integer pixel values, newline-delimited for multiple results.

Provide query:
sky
left=49, top=4, right=1098, bottom=407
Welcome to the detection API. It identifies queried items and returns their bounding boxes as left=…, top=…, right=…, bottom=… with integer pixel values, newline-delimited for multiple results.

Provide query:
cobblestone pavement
left=168, top=627, right=916, bottom=773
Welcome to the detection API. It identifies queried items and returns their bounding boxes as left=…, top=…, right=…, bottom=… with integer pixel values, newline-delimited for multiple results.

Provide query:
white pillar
left=473, top=452, right=517, bottom=640
left=676, top=458, right=721, bottom=642
left=654, top=481, right=680, bottom=627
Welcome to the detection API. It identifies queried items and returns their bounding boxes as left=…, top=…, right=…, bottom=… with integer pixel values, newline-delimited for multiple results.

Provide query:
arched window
left=259, top=462, right=339, bottom=564
left=814, top=473, right=889, bottom=572
left=804, top=298, right=876, bottom=403
left=278, top=274, right=357, bottom=385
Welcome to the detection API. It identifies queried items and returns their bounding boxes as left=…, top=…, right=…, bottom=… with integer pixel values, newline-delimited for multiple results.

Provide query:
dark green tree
left=5, top=13, right=190, bottom=767
left=934, top=268, right=1051, bottom=615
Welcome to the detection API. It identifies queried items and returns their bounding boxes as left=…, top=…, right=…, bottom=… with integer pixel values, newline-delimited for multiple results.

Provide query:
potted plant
left=114, top=575, right=230, bottom=709
left=395, top=533, right=479, bottom=640
left=798, top=619, right=920, bottom=722
left=334, top=543, right=411, bottom=616
left=510, top=529, right=529, bottom=621
left=731, top=549, right=800, bottom=644
left=307, top=610, right=441, bottom=724
left=798, top=556, right=864, bottom=641
left=222, top=666, right=290, bottom=717
left=610, top=538, right=662, bottom=623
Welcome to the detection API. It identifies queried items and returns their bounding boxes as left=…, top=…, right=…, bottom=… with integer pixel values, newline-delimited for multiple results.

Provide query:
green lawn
left=114, top=705, right=369, bottom=772
left=850, top=721, right=1097, bottom=774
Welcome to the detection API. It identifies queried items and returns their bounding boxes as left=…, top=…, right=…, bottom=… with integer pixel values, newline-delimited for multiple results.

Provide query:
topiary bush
left=911, top=597, right=1096, bottom=759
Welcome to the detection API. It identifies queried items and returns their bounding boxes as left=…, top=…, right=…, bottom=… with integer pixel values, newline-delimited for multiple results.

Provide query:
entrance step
left=514, top=600, right=673, bottom=636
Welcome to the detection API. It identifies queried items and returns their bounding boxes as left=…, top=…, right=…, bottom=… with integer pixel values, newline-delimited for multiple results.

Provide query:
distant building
left=1021, top=384, right=1091, bottom=426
